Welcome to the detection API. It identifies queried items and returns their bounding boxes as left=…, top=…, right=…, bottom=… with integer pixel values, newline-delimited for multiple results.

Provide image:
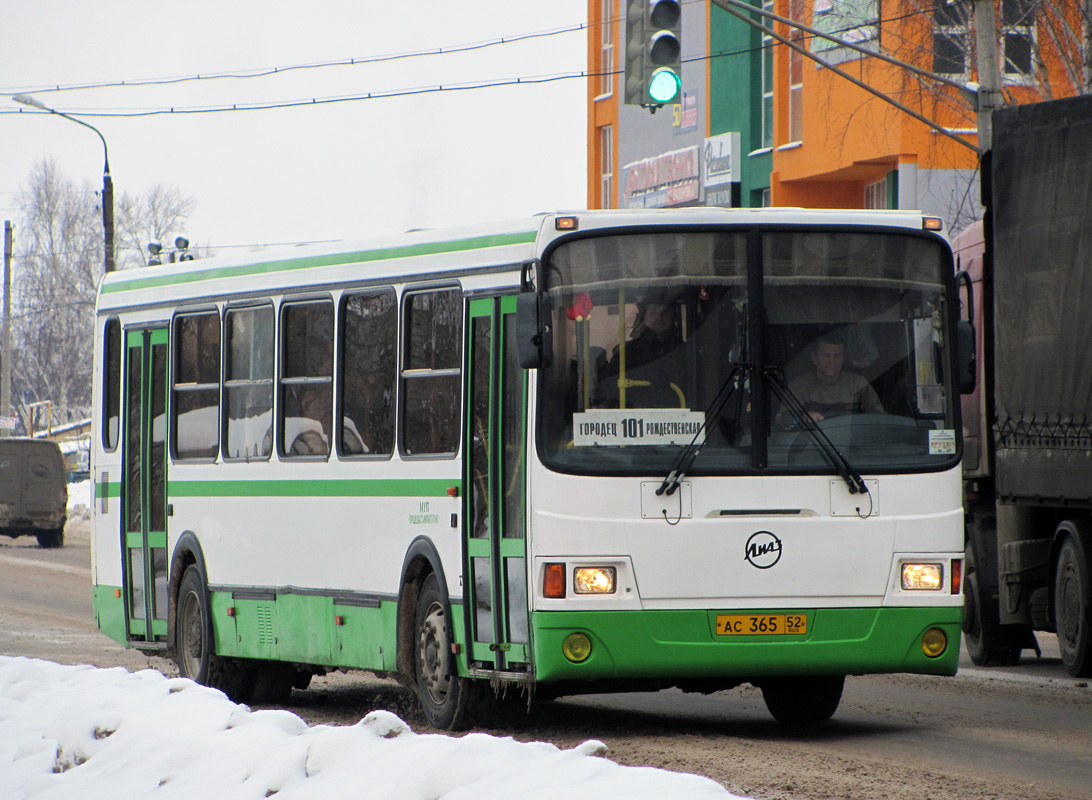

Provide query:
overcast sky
left=0, top=1, right=588, bottom=256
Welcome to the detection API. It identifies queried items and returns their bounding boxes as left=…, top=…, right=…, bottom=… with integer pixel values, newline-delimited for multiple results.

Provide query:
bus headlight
left=902, top=563, right=943, bottom=590
left=574, top=567, right=616, bottom=594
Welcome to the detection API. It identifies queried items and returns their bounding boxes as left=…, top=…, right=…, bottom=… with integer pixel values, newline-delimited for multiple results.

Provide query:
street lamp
left=13, top=94, right=114, bottom=273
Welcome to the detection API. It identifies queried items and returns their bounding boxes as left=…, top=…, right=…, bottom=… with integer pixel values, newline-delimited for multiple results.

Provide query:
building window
left=788, top=0, right=805, bottom=142
left=761, top=0, right=774, bottom=149
left=601, top=0, right=614, bottom=96
left=600, top=125, right=614, bottom=208
left=933, top=0, right=970, bottom=75
left=810, top=0, right=880, bottom=62
left=1001, top=0, right=1035, bottom=77
left=934, top=0, right=1034, bottom=78
left=864, top=177, right=888, bottom=209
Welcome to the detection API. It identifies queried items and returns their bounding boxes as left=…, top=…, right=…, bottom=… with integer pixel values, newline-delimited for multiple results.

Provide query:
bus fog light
left=921, top=628, right=947, bottom=658
left=562, top=632, right=593, bottom=663
left=902, top=563, right=943, bottom=590
left=574, top=567, right=616, bottom=594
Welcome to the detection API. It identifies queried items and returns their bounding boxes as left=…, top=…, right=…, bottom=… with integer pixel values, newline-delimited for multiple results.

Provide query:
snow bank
left=0, top=657, right=743, bottom=799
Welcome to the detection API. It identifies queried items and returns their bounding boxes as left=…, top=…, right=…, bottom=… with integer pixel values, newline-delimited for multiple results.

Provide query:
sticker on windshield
left=928, top=429, right=956, bottom=455
left=573, top=409, right=706, bottom=447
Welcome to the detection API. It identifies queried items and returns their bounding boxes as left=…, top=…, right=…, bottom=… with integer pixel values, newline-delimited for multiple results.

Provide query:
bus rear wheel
left=1055, top=532, right=1092, bottom=678
left=176, top=566, right=255, bottom=703
left=759, top=675, right=844, bottom=724
left=414, top=573, right=477, bottom=730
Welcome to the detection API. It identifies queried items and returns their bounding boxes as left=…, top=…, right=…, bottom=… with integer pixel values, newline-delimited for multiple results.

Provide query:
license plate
left=716, top=613, right=808, bottom=636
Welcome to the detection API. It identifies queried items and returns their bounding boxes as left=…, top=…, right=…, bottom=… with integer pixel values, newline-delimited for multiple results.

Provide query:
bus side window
left=103, top=317, right=122, bottom=451
left=172, top=311, right=221, bottom=459
left=280, top=300, right=334, bottom=458
left=401, top=287, right=461, bottom=457
left=340, top=289, right=396, bottom=457
left=224, top=305, right=275, bottom=461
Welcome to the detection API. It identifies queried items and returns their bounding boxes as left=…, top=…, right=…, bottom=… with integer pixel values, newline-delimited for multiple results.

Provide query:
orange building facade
left=588, top=0, right=1084, bottom=232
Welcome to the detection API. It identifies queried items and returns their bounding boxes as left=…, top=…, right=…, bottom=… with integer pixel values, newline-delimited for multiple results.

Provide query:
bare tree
left=8, top=159, right=196, bottom=429
left=115, top=183, right=197, bottom=269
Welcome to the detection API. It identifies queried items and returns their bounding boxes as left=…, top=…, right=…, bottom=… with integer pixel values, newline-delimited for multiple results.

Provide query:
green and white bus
left=91, top=208, right=968, bottom=728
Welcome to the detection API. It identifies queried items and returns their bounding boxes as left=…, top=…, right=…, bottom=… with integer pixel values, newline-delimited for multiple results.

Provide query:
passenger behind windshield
left=780, top=331, right=883, bottom=426
left=596, top=291, right=686, bottom=409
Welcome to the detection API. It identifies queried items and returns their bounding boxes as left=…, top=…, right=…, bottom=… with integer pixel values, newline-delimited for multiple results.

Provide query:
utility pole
left=978, top=0, right=1000, bottom=151
left=2, top=222, right=11, bottom=438
left=973, top=0, right=1003, bottom=151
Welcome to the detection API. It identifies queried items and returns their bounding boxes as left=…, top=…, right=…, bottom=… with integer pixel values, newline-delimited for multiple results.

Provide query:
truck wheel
left=963, top=548, right=1022, bottom=667
left=1055, top=534, right=1092, bottom=678
left=176, top=566, right=255, bottom=703
left=414, top=573, right=478, bottom=730
left=36, top=526, right=65, bottom=549
left=760, top=675, right=844, bottom=724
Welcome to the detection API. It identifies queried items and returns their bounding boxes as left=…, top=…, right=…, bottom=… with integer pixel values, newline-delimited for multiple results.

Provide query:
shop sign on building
left=703, top=132, right=742, bottom=208
left=622, top=145, right=701, bottom=209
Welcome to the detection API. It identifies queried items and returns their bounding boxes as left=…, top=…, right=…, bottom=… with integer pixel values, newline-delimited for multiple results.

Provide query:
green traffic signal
left=648, top=67, right=681, bottom=105
left=623, top=0, right=682, bottom=109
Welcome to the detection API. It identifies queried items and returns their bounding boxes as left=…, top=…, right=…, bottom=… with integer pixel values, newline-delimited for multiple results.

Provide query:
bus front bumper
left=531, top=606, right=961, bottom=683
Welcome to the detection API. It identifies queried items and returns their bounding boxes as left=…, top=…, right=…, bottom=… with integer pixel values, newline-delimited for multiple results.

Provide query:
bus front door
left=122, top=328, right=169, bottom=646
left=465, top=296, right=530, bottom=673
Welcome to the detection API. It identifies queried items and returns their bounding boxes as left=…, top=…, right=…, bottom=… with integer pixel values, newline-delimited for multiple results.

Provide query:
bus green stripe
left=95, top=481, right=122, bottom=499
left=100, top=230, right=538, bottom=294
left=167, top=478, right=460, bottom=498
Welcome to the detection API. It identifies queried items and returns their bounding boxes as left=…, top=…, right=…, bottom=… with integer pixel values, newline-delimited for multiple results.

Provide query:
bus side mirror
left=516, top=292, right=553, bottom=369
left=957, top=319, right=976, bottom=394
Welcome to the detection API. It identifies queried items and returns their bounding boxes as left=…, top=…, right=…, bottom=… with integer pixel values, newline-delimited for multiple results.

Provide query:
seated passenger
left=787, top=332, right=883, bottom=422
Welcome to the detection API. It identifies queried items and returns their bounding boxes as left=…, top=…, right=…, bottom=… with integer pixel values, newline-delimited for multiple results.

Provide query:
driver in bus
left=596, top=290, right=686, bottom=409
left=785, top=331, right=883, bottom=423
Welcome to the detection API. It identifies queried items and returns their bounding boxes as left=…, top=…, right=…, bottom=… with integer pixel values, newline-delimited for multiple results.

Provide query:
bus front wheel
left=177, top=566, right=255, bottom=703
left=414, top=573, right=477, bottom=730
left=759, top=675, right=844, bottom=724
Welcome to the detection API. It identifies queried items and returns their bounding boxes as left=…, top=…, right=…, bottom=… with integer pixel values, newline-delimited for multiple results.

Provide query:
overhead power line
left=0, top=23, right=591, bottom=98
left=1, top=71, right=590, bottom=118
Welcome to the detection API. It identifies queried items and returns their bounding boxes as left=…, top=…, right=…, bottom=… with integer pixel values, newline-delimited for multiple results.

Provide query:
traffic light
left=624, top=0, right=682, bottom=109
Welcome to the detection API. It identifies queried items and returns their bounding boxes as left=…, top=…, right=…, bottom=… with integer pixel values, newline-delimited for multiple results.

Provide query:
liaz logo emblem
left=744, top=531, right=782, bottom=569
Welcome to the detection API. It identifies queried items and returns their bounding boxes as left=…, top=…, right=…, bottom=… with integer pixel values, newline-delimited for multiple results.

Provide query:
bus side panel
left=331, top=602, right=399, bottom=671
left=92, top=584, right=127, bottom=645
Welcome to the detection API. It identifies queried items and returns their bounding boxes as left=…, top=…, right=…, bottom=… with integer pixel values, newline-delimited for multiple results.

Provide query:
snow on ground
left=0, top=657, right=746, bottom=799
left=66, top=480, right=91, bottom=515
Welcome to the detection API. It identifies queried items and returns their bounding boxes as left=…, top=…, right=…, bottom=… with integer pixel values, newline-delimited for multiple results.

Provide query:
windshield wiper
left=765, top=367, right=868, bottom=495
left=657, top=363, right=750, bottom=497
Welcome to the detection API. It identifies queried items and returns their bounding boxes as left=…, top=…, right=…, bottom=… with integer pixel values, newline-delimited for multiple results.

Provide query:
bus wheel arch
left=397, top=538, right=478, bottom=729
left=396, top=537, right=451, bottom=685
left=173, top=547, right=255, bottom=703
left=167, top=531, right=208, bottom=659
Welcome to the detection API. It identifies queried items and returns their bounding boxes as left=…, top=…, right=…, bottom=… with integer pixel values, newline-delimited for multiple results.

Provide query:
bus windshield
left=537, top=228, right=958, bottom=476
